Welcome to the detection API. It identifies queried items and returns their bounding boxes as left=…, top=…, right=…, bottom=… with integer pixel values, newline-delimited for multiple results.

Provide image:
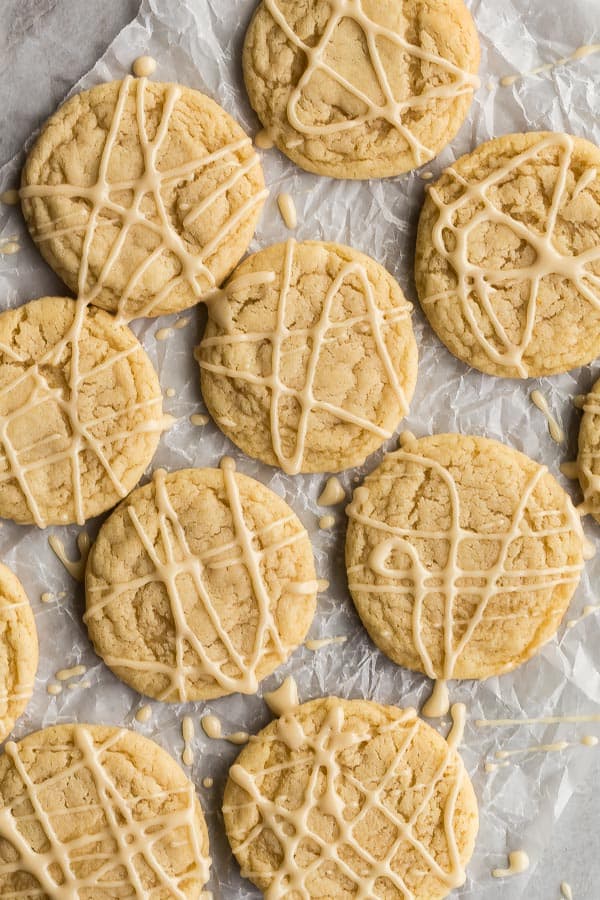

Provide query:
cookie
left=576, top=377, right=600, bottom=522
left=243, top=0, right=480, bottom=179
left=0, top=563, right=37, bottom=744
left=21, top=77, right=266, bottom=318
left=0, top=296, right=168, bottom=527
left=0, top=723, right=211, bottom=897
left=197, top=240, right=418, bottom=474
left=85, top=460, right=317, bottom=702
left=415, top=132, right=600, bottom=377
left=346, top=433, right=584, bottom=713
left=223, top=696, right=478, bottom=899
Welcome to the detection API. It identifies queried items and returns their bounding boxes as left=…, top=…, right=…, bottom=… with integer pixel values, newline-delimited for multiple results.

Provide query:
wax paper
left=1, top=1, right=600, bottom=897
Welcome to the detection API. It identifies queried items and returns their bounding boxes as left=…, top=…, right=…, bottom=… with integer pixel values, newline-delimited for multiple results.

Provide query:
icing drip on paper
left=263, top=0, right=479, bottom=168
left=200, top=239, right=412, bottom=474
left=423, top=134, right=600, bottom=376
left=20, top=76, right=267, bottom=321
left=0, top=189, right=19, bottom=205
left=202, top=777, right=213, bottom=788
left=226, top=702, right=468, bottom=898
left=318, top=514, right=335, bottom=529
left=566, top=603, right=600, bottom=629
left=49, top=533, right=91, bottom=582
left=85, top=460, right=311, bottom=701
left=201, top=715, right=248, bottom=744
left=182, top=716, right=195, bottom=767
left=255, top=128, right=275, bottom=150
left=318, top=476, right=346, bottom=506
left=132, top=55, right=157, bottom=77
left=500, top=43, right=600, bottom=87
left=0, top=726, right=210, bottom=897
left=190, top=413, right=209, bottom=426
left=530, top=390, right=565, bottom=443
left=0, top=239, right=19, bottom=255
left=56, top=665, right=86, bottom=682
left=561, top=883, right=574, bottom=900
left=347, top=443, right=584, bottom=716
left=264, top=676, right=299, bottom=716
left=492, top=850, right=530, bottom=878
left=135, top=705, right=152, bottom=723
left=47, top=683, right=62, bottom=696
left=277, top=193, right=297, bottom=229
left=305, top=635, right=347, bottom=651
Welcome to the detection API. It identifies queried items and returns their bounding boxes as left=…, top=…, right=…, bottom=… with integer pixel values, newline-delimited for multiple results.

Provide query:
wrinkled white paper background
left=1, top=1, right=600, bottom=897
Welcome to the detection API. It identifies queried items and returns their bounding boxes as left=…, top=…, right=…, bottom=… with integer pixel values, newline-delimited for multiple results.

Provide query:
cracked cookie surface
left=346, top=433, right=584, bottom=681
left=0, top=563, right=37, bottom=745
left=0, top=723, right=211, bottom=897
left=0, top=296, right=165, bottom=527
left=21, top=78, right=266, bottom=317
left=223, top=696, right=478, bottom=899
left=198, top=240, right=418, bottom=474
left=85, top=463, right=317, bottom=702
left=416, top=132, right=600, bottom=377
left=243, top=0, right=480, bottom=178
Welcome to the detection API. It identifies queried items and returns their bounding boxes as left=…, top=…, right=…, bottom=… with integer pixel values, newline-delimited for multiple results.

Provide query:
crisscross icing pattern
left=346, top=435, right=584, bottom=716
left=21, top=75, right=267, bottom=320
left=262, top=0, right=480, bottom=167
left=421, top=133, right=600, bottom=376
left=0, top=725, right=210, bottom=899
left=225, top=701, right=470, bottom=899
left=199, top=239, right=414, bottom=474
left=85, top=459, right=316, bottom=701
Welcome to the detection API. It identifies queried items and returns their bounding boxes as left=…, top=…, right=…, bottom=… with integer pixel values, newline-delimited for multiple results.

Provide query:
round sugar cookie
left=0, top=563, right=38, bottom=744
left=577, top=376, right=600, bottom=522
left=223, top=696, right=478, bottom=899
left=415, top=132, right=600, bottom=377
left=197, top=240, right=418, bottom=474
left=0, top=724, right=211, bottom=897
left=346, top=433, right=584, bottom=687
left=20, top=77, right=266, bottom=318
left=243, top=0, right=480, bottom=179
left=85, top=460, right=317, bottom=702
left=0, top=296, right=167, bottom=527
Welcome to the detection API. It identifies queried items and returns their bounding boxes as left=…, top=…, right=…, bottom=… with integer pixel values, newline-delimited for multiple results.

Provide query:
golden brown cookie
left=0, top=563, right=37, bottom=744
left=223, top=696, right=478, bottom=899
left=85, top=460, right=317, bottom=702
left=576, top=377, right=600, bottom=522
left=0, top=296, right=168, bottom=527
left=243, top=0, right=480, bottom=178
left=0, top=723, right=211, bottom=897
left=21, top=77, right=266, bottom=318
left=197, top=240, right=418, bottom=474
left=346, top=433, right=584, bottom=712
left=415, top=132, right=600, bottom=377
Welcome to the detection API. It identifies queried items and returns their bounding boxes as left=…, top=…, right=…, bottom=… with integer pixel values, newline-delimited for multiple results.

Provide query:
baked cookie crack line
left=85, top=461, right=304, bottom=700
left=264, top=0, right=479, bottom=167
left=0, top=727, right=208, bottom=898
left=424, top=133, right=600, bottom=375
left=198, top=238, right=412, bottom=474
left=226, top=704, right=468, bottom=897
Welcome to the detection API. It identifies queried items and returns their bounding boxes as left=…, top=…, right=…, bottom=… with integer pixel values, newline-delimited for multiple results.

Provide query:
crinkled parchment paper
left=1, top=1, right=600, bottom=897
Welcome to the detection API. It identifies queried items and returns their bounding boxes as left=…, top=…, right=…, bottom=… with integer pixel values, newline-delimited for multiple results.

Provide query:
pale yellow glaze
left=531, top=390, right=565, bottom=443
left=318, top=476, right=346, bottom=506
left=264, top=676, right=299, bottom=716
left=132, top=55, right=157, bottom=78
left=49, top=532, right=91, bottom=581
left=492, top=850, right=529, bottom=878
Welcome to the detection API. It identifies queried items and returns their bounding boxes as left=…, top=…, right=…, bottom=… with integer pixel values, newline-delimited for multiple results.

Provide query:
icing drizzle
left=225, top=701, right=470, bottom=898
left=423, top=134, right=600, bottom=376
left=20, top=76, right=267, bottom=320
left=346, top=438, right=584, bottom=715
left=199, top=239, right=413, bottom=474
left=0, top=725, right=210, bottom=898
left=85, top=460, right=314, bottom=700
left=262, top=0, right=479, bottom=168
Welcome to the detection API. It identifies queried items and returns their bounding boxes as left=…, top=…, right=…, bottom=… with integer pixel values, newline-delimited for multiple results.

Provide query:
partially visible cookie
left=577, top=377, right=600, bottom=522
left=197, top=240, right=418, bottom=474
left=21, top=77, right=266, bottom=318
left=243, top=0, right=480, bottom=178
left=416, top=132, right=600, bottom=377
left=346, top=433, right=584, bottom=700
left=85, top=460, right=317, bottom=701
left=223, top=696, right=478, bottom=899
left=0, top=563, right=37, bottom=744
left=0, top=723, right=211, bottom=897
left=0, top=296, right=168, bottom=527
